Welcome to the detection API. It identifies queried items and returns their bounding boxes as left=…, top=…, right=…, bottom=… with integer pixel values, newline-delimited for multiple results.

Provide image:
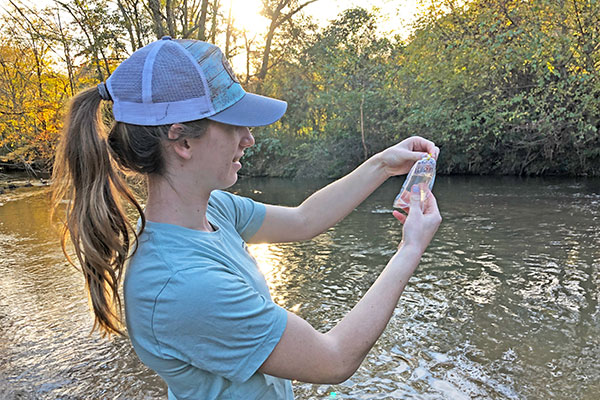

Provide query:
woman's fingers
left=421, top=191, right=442, bottom=234
left=392, top=210, right=406, bottom=224
left=406, top=136, right=439, bottom=159
left=408, top=185, right=423, bottom=213
left=422, top=188, right=440, bottom=217
left=405, top=137, right=430, bottom=157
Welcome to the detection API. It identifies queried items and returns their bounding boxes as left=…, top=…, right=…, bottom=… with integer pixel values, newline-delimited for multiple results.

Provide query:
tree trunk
left=148, top=0, right=164, bottom=39
left=256, top=0, right=319, bottom=90
left=225, top=0, right=233, bottom=58
left=197, top=0, right=209, bottom=40
left=182, top=0, right=189, bottom=36
left=243, top=31, right=252, bottom=86
left=210, top=0, right=220, bottom=43
left=32, top=44, right=47, bottom=132
left=166, top=0, right=175, bottom=37
left=56, top=10, right=75, bottom=95
left=257, top=22, right=277, bottom=89
left=360, top=95, right=368, bottom=161
left=116, top=0, right=136, bottom=50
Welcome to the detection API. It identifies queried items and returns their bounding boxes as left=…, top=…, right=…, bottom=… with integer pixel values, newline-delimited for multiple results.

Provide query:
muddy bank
left=0, top=172, right=50, bottom=194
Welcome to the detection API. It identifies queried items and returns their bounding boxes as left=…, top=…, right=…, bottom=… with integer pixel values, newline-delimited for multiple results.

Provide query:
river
left=0, top=176, right=598, bottom=399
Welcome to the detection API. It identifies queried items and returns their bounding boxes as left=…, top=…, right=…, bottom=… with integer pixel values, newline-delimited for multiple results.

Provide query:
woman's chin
left=224, top=171, right=239, bottom=188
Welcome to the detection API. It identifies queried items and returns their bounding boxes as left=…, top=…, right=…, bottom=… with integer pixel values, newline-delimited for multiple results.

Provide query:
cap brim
left=207, top=93, right=287, bottom=127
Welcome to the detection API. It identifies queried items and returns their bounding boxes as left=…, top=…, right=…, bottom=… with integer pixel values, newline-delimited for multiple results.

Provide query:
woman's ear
left=168, top=124, right=192, bottom=160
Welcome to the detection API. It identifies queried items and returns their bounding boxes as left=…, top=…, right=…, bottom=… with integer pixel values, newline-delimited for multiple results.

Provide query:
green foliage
left=250, top=1, right=600, bottom=177
left=250, top=8, right=405, bottom=178
left=397, top=0, right=600, bottom=175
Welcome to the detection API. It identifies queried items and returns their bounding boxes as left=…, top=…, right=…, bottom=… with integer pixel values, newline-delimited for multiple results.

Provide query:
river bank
left=0, top=179, right=49, bottom=194
left=0, top=171, right=50, bottom=194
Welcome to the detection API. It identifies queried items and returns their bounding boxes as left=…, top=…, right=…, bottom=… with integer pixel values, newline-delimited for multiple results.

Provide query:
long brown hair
left=52, top=87, right=208, bottom=336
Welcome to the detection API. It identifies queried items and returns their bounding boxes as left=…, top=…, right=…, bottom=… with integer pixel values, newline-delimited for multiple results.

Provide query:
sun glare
left=248, top=243, right=278, bottom=276
left=228, top=0, right=420, bottom=40
left=247, top=243, right=292, bottom=308
left=229, top=0, right=269, bottom=37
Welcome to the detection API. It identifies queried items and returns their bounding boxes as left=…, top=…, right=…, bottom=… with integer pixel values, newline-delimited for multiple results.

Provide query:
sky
left=231, top=0, right=421, bottom=39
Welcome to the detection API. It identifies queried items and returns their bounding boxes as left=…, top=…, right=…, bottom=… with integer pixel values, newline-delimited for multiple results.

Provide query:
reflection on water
left=1, top=176, right=599, bottom=399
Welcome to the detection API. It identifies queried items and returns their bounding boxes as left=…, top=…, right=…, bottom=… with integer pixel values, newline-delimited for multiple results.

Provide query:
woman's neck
left=144, top=175, right=215, bottom=232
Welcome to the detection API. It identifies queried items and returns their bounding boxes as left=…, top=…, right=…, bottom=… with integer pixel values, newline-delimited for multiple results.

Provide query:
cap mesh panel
left=151, top=44, right=207, bottom=103
left=109, top=46, right=149, bottom=103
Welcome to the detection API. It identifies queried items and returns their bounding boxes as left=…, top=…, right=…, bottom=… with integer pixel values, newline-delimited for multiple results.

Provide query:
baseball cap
left=104, top=36, right=287, bottom=127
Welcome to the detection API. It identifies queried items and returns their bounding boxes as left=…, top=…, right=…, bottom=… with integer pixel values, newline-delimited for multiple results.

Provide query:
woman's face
left=188, top=121, right=255, bottom=190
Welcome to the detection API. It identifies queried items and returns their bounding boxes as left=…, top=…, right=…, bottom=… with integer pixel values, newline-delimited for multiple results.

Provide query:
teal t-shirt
left=124, top=190, right=293, bottom=400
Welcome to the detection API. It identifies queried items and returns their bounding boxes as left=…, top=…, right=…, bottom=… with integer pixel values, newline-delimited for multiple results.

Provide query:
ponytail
left=52, top=87, right=144, bottom=337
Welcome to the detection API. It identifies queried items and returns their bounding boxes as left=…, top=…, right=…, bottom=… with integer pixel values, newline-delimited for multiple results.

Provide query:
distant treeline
left=1, top=0, right=599, bottom=177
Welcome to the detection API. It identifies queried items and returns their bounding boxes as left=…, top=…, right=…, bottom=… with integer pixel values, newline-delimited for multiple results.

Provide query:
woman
left=53, top=37, right=441, bottom=399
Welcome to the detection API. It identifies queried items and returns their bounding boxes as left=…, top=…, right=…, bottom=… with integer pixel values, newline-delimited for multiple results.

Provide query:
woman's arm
left=248, top=136, right=440, bottom=244
left=258, top=187, right=442, bottom=383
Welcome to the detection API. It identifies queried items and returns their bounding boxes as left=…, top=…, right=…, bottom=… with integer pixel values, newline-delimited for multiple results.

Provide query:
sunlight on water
left=249, top=242, right=281, bottom=276
left=1, top=176, right=599, bottom=399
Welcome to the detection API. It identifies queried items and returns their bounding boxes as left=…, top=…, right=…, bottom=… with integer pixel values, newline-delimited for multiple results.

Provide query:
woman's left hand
left=377, top=136, right=440, bottom=177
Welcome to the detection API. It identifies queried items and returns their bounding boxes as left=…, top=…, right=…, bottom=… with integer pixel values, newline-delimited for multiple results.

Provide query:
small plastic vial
left=393, top=154, right=436, bottom=208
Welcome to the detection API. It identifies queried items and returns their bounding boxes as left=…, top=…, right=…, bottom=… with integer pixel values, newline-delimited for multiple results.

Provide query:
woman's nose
left=240, top=127, right=255, bottom=148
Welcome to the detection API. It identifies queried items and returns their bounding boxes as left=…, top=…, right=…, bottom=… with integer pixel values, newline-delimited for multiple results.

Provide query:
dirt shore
left=0, top=172, right=50, bottom=194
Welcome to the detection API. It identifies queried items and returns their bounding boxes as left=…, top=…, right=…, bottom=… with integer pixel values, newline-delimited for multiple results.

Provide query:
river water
left=0, top=176, right=598, bottom=399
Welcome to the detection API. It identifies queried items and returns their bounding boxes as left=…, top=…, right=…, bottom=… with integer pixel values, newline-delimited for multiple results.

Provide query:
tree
left=114, top=0, right=151, bottom=51
left=246, top=8, right=397, bottom=176
left=255, top=0, right=319, bottom=90
left=399, top=0, right=600, bottom=174
left=145, top=0, right=223, bottom=41
left=0, top=30, right=68, bottom=171
left=54, top=0, right=124, bottom=81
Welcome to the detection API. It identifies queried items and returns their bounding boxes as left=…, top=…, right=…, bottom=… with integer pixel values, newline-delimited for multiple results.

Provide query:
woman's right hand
left=392, top=185, right=442, bottom=253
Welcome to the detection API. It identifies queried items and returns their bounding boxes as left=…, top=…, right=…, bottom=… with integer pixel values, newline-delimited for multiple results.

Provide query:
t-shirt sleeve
left=152, top=263, right=288, bottom=383
left=210, top=190, right=266, bottom=241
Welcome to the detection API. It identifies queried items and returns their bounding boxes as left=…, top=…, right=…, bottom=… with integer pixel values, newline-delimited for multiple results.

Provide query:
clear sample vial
left=393, top=154, right=436, bottom=208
